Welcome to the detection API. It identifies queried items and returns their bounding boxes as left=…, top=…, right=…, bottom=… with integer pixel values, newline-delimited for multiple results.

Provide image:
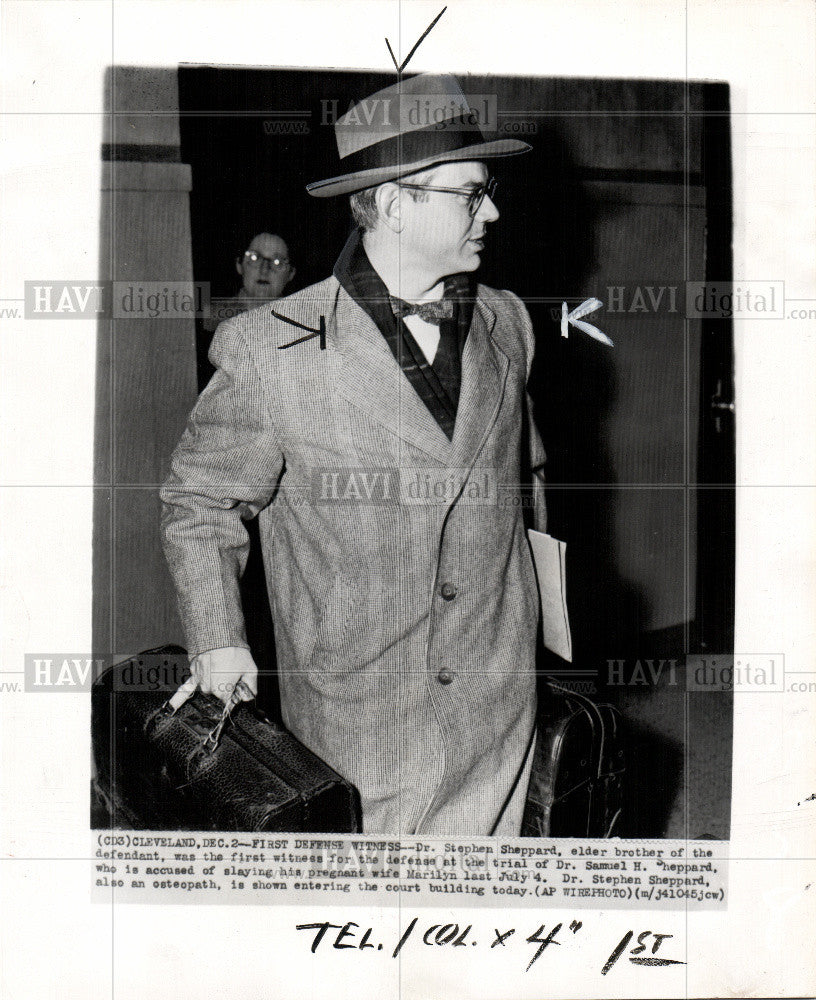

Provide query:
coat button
left=437, top=668, right=455, bottom=685
left=439, top=582, right=457, bottom=601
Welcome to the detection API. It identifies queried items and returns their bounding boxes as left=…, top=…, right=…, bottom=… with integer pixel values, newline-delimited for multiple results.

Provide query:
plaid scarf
left=333, top=229, right=474, bottom=440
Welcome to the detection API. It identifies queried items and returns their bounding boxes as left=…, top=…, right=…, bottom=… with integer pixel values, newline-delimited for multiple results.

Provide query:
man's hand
left=169, top=646, right=259, bottom=710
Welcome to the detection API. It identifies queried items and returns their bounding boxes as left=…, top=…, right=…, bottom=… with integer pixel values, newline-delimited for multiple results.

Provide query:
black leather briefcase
left=91, top=645, right=360, bottom=832
left=522, top=676, right=625, bottom=838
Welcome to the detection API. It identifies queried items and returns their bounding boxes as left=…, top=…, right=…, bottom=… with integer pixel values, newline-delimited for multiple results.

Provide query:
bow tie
left=389, top=295, right=455, bottom=325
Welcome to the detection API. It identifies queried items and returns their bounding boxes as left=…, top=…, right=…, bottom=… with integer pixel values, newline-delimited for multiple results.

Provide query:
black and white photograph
left=1, top=1, right=814, bottom=998
left=91, top=61, right=734, bottom=842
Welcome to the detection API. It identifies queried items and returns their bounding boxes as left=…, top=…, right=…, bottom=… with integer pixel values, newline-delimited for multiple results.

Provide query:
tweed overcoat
left=160, top=275, right=548, bottom=835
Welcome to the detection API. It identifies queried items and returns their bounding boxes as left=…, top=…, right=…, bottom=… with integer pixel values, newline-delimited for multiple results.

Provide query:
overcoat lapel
left=329, top=286, right=453, bottom=465
left=448, top=295, right=509, bottom=473
left=327, top=284, right=508, bottom=473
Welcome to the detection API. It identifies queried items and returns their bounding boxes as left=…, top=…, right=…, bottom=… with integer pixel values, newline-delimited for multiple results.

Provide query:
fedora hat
left=306, top=73, right=531, bottom=198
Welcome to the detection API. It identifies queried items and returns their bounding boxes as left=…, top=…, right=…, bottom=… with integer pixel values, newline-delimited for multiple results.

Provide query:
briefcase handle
left=159, top=679, right=255, bottom=756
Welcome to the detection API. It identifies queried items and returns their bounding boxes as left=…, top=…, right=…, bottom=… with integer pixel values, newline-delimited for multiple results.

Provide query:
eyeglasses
left=397, top=176, right=497, bottom=218
left=243, top=250, right=290, bottom=269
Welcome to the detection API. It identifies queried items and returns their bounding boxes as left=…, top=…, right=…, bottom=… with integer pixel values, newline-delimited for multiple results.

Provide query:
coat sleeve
left=160, top=320, right=284, bottom=658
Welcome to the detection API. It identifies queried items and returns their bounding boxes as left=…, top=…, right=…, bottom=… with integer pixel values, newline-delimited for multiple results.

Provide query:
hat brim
left=305, top=138, right=531, bottom=198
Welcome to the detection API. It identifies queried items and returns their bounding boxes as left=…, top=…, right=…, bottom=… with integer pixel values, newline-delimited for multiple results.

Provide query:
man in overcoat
left=161, top=74, right=549, bottom=835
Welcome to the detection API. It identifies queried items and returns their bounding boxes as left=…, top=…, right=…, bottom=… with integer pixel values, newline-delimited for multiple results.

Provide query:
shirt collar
left=333, top=228, right=474, bottom=348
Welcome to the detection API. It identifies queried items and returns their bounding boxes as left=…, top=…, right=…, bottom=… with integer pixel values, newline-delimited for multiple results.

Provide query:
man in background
left=235, top=232, right=295, bottom=302
left=203, top=231, right=295, bottom=332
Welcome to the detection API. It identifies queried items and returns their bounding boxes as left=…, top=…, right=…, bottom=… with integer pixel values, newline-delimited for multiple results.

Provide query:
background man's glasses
left=243, top=251, right=290, bottom=269
left=397, top=176, right=498, bottom=218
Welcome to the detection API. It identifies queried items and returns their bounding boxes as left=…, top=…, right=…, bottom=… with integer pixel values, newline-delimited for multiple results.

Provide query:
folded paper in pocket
left=527, top=528, right=572, bottom=662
